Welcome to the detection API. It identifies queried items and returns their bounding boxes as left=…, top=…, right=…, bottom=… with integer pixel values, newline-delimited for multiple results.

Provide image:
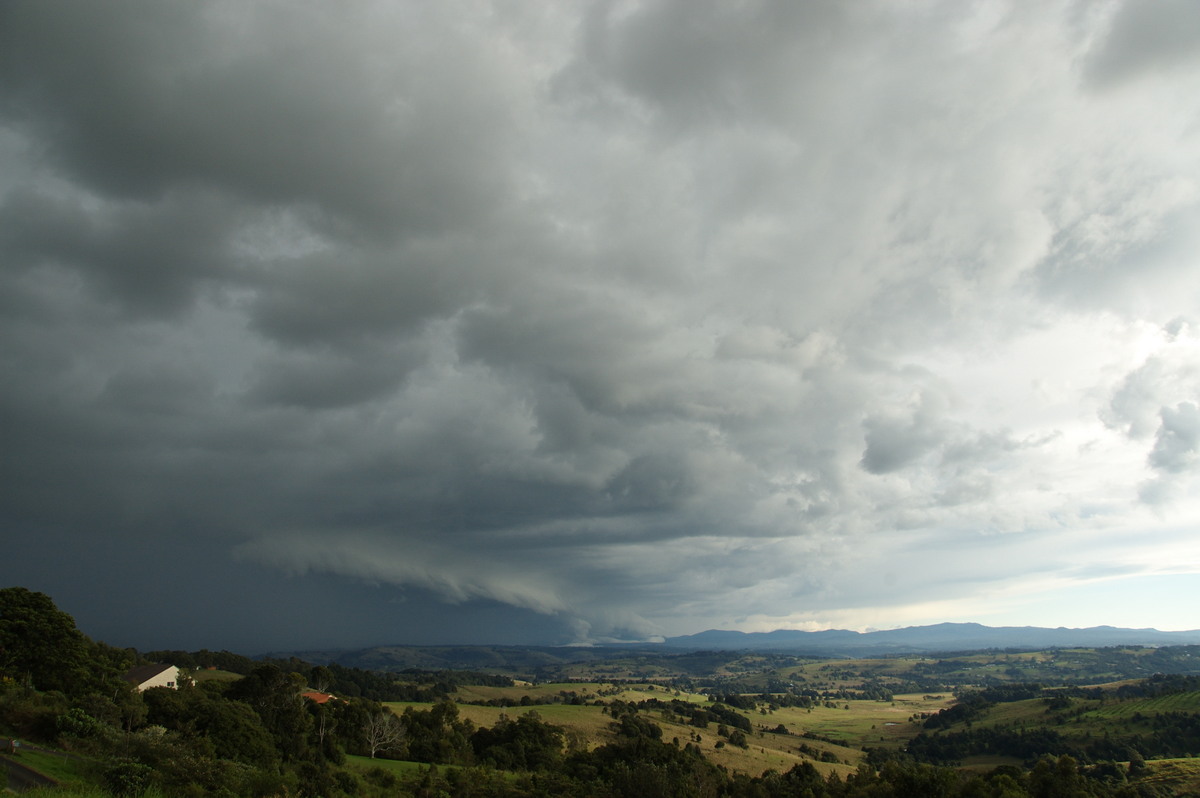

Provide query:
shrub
left=102, top=758, right=155, bottom=797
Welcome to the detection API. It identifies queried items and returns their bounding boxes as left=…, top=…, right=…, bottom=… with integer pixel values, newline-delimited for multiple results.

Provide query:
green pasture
left=454, top=703, right=615, bottom=745
left=707, top=729, right=859, bottom=779
left=766, top=694, right=951, bottom=749
left=1139, top=758, right=1200, bottom=795
left=385, top=688, right=914, bottom=776
left=453, top=681, right=705, bottom=705
left=1083, top=691, right=1200, bottom=719
left=970, top=698, right=1062, bottom=729
left=190, top=668, right=242, bottom=683
left=4, top=747, right=91, bottom=786
left=345, top=753, right=435, bottom=775
left=634, top=706, right=862, bottom=778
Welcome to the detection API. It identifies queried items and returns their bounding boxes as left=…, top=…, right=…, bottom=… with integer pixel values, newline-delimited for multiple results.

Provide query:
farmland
left=386, top=684, right=955, bottom=778
left=365, top=649, right=1200, bottom=788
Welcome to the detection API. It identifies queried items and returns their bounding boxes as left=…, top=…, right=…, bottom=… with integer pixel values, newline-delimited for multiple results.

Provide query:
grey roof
left=123, top=663, right=175, bottom=685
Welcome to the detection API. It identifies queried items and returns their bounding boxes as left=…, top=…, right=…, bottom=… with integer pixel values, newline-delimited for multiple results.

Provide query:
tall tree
left=0, top=587, right=95, bottom=695
left=227, top=663, right=313, bottom=761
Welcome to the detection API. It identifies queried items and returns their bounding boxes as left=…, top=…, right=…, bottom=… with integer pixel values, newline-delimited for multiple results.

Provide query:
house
left=124, top=664, right=181, bottom=692
left=302, top=691, right=336, bottom=704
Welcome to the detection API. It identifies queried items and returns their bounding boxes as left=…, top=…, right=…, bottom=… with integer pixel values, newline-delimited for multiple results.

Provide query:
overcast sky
left=2, top=1, right=1199, bottom=653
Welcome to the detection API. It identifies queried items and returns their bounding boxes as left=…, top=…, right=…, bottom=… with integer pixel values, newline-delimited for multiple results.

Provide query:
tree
left=472, top=711, right=564, bottom=771
left=309, top=665, right=333, bottom=693
left=143, top=685, right=278, bottom=767
left=0, top=587, right=95, bottom=695
left=226, top=664, right=313, bottom=761
left=364, top=711, right=405, bottom=759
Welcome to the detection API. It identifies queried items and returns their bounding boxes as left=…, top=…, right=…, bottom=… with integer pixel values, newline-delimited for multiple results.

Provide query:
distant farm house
left=302, top=691, right=336, bottom=704
left=124, top=663, right=181, bottom=692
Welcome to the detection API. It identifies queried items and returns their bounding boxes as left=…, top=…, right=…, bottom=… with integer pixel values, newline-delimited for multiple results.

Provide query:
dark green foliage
left=908, top=725, right=1075, bottom=765
left=56, top=706, right=109, bottom=739
left=102, top=757, right=154, bottom=797
left=1114, top=673, right=1200, bottom=699
left=613, top=710, right=664, bottom=739
left=144, top=648, right=258, bottom=674
left=924, top=692, right=994, bottom=729
left=471, top=711, right=565, bottom=770
left=108, top=729, right=271, bottom=797
left=634, top=696, right=753, bottom=733
left=717, top=692, right=758, bottom=710
left=226, top=663, right=313, bottom=761
left=142, top=683, right=278, bottom=766
left=567, top=736, right=726, bottom=798
left=0, top=587, right=98, bottom=696
left=0, top=687, right=68, bottom=740
left=400, top=700, right=476, bottom=764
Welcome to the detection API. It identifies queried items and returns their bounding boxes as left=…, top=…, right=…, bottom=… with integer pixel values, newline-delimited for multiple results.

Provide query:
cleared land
left=387, top=683, right=956, bottom=777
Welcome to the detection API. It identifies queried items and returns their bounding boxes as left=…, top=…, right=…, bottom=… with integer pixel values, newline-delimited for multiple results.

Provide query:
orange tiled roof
left=302, top=691, right=334, bottom=704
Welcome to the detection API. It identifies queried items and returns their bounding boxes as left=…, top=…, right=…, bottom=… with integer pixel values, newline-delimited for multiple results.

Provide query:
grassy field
left=385, top=684, right=957, bottom=777
left=1083, top=691, right=1200, bottom=719
left=1139, top=758, right=1200, bottom=795
left=189, top=668, right=243, bottom=683
left=4, top=747, right=93, bottom=786
left=345, top=753, right=435, bottom=775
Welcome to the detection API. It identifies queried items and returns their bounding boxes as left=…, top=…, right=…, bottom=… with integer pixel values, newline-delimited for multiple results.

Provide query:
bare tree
left=364, top=711, right=406, bottom=759
left=310, top=665, right=333, bottom=694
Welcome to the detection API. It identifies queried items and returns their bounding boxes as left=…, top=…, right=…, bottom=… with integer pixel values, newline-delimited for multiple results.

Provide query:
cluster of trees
left=905, top=677, right=1200, bottom=771
left=462, top=688, right=599, bottom=708
left=616, top=697, right=753, bottom=734
left=921, top=683, right=1059, bottom=731
left=1114, top=674, right=1200, bottom=700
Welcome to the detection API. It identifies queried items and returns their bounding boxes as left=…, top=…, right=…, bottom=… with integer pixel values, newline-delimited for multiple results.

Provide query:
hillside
left=6, top=586, right=1200, bottom=797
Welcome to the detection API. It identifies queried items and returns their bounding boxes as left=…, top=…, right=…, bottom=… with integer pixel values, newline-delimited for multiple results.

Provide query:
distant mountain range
left=657, top=622, right=1200, bottom=655
left=281, top=623, right=1200, bottom=671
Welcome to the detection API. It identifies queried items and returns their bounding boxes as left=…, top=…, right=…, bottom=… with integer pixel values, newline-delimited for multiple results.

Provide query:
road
left=1, top=749, right=58, bottom=794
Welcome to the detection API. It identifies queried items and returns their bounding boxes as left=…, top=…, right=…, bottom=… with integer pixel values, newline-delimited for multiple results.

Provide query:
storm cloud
left=2, top=0, right=1199, bottom=651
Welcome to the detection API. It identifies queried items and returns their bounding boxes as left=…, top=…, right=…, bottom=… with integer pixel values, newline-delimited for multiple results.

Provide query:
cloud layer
left=2, top=0, right=1199, bottom=649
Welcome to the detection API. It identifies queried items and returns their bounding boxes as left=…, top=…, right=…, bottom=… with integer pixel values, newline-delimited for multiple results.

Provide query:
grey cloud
left=246, top=249, right=464, bottom=348
left=1104, top=327, right=1200, bottom=440
left=243, top=347, right=416, bottom=410
left=570, top=0, right=852, bottom=128
left=2, top=1, right=1199, bottom=649
left=941, top=430, right=1023, bottom=466
left=1085, top=0, right=1200, bottom=87
left=860, top=389, right=951, bottom=475
left=604, top=453, right=695, bottom=513
left=1036, top=206, right=1200, bottom=316
left=0, top=1, right=518, bottom=234
left=1148, top=402, right=1200, bottom=474
left=1107, top=357, right=1180, bottom=439
left=0, top=187, right=242, bottom=316
left=97, top=363, right=217, bottom=419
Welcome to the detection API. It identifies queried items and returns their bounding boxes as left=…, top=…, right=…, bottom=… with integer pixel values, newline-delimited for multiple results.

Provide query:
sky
left=2, top=1, right=1200, bottom=654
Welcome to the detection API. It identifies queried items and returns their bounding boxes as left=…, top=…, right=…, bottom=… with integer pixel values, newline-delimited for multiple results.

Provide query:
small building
left=302, top=691, right=336, bottom=704
left=124, top=664, right=181, bottom=692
